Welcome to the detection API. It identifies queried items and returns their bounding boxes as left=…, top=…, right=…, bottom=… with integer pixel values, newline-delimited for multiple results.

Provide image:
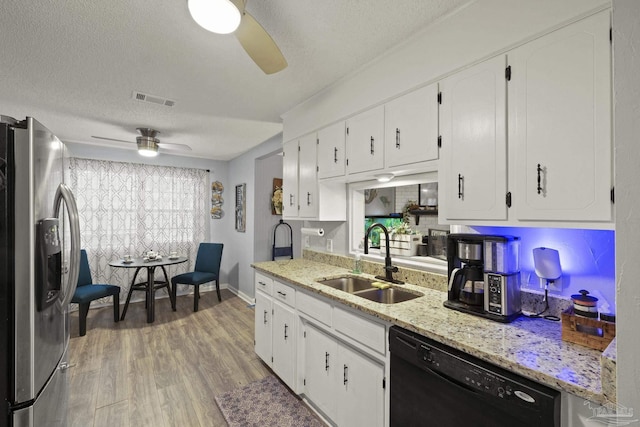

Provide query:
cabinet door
left=318, top=122, right=346, bottom=179
left=272, top=300, right=296, bottom=389
left=336, top=344, right=385, bottom=427
left=282, top=139, right=299, bottom=218
left=440, top=55, right=508, bottom=220
left=510, top=11, right=612, bottom=221
left=298, top=133, right=318, bottom=218
left=346, top=106, right=385, bottom=174
left=304, top=325, right=338, bottom=421
left=385, top=83, right=439, bottom=168
left=254, top=290, right=272, bottom=366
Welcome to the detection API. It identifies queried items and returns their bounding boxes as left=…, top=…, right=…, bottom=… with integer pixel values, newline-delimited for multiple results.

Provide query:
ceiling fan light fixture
left=188, top=0, right=241, bottom=35
left=137, top=136, right=159, bottom=157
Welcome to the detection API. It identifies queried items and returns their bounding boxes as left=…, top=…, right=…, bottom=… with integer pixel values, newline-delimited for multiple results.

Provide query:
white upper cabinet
left=282, top=139, right=299, bottom=219
left=384, top=83, right=439, bottom=168
left=346, top=106, right=385, bottom=175
left=317, top=121, right=346, bottom=179
left=298, top=133, right=318, bottom=218
left=510, top=10, right=612, bottom=222
left=282, top=133, right=318, bottom=219
left=283, top=134, right=346, bottom=221
left=440, top=55, right=508, bottom=221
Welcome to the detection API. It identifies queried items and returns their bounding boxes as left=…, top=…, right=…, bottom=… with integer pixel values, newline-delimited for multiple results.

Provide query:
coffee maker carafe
left=448, top=240, right=485, bottom=306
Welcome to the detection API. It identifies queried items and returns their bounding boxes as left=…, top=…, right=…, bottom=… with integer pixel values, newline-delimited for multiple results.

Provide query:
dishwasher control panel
left=417, top=342, right=540, bottom=406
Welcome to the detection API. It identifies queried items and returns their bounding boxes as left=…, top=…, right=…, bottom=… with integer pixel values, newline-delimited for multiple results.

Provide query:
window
left=68, top=158, right=208, bottom=288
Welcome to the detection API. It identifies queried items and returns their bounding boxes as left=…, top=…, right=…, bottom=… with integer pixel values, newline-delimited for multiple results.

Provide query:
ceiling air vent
left=132, top=91, right=176, bottom=107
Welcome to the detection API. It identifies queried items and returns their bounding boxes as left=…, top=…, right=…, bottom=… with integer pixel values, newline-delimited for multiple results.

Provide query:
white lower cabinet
left=254, top=273, right=297, bottom=391
left=334, top=341, right=385, bottom=427
left=255, top=272, right=387, bottom=426
left=272, top=300, right=296, bottom=388
left=303, top=323, right=385, bottom=427
left=304, top=325, right=338, bottom=420
left=254, top=290, right=272, bottom=365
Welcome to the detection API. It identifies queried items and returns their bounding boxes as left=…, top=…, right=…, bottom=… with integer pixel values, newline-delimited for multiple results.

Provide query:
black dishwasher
left=389, top=326, right=560, bottom=427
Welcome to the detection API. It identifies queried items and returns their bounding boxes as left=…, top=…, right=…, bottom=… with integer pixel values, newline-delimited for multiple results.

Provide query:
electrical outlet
left=326, top=239, right=333, bottom=252
left=304, top=236, right=310, bottom=248
left=540, top=277, right=563, bottom=293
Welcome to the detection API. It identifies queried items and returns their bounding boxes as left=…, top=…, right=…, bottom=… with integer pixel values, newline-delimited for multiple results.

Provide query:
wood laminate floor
left=68, top=289, right=271, bottom=427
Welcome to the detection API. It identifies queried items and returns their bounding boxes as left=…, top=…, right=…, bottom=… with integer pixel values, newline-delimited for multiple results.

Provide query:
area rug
left=215, top=375, right=324, bottom=427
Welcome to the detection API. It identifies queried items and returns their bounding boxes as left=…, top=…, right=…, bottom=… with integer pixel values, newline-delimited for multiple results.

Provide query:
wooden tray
left=561, top=307, right=615, bottom=351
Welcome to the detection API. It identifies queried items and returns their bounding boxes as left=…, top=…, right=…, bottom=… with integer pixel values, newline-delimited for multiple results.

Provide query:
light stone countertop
left=252, top=257, right=611, bottom=405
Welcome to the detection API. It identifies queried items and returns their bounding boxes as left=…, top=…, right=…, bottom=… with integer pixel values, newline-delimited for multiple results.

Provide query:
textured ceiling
left=0, top=0, right=471, bottom=160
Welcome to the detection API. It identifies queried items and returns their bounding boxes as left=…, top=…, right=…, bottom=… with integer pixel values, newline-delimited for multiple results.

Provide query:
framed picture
left=235, top=183, right=246, bottom=232
left=272, top=178, right=283, bottom=215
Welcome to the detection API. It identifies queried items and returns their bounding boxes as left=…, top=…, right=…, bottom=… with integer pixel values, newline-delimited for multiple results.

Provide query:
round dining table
left=109, top=256, right=188, bottom=323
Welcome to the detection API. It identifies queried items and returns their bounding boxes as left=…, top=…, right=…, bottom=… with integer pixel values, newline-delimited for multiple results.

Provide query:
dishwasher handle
left=422, top=363, right=480, bottom=397
left=393, top=334, right=417, bottom=350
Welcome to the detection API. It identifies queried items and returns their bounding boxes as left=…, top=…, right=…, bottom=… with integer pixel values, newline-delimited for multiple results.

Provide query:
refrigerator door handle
left=53, top=183, right=81, bottom=307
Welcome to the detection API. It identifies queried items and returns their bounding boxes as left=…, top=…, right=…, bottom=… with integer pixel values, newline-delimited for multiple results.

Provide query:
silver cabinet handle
left=289, top=193, right=295, bottom=206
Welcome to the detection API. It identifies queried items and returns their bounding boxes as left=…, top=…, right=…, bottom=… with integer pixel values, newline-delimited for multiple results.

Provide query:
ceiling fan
left=187, top=0, right=288, bottom=74
left=92, top=128, right=192, bottom=157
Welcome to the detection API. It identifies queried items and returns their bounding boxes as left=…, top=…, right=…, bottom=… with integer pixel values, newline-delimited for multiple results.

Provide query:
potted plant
left=380, top=221, right=421, bottom=256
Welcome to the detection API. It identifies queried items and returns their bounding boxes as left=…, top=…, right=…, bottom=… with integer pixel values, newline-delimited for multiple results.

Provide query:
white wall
left=613, top=0, right=640, bottom=415
left=223, top=133, right=283, bottom=300
left=254, top=153, right=283, bottom=264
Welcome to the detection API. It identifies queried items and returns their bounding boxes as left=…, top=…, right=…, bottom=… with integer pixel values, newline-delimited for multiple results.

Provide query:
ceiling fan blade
left=157, top=142, right=192, bottom=151
left=235, top=11, right=287, bottom=75
left=91, top=135, right=134, bottom=144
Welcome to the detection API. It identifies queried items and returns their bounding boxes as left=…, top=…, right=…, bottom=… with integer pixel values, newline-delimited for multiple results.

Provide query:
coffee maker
left=444, top=234, right=521, bottom=322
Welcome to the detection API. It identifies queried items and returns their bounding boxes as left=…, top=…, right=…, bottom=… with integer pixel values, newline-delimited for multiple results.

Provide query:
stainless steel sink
left=352, top=288, right=423, bottom=304
left=317, top=276, right=423, bottom=304
left=318, top=276, right=376, bottom=293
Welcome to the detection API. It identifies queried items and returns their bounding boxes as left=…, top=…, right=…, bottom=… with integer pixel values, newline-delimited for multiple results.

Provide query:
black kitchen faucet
left=364, top=223, right=404, bottom=284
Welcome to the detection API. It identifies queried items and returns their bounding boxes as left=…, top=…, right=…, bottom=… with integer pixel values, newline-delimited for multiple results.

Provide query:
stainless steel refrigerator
left=0, top=116, right=80, bottom=426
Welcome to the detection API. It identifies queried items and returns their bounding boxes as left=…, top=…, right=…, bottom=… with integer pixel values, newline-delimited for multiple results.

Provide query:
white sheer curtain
left=69, top=158, right=208, bottom=305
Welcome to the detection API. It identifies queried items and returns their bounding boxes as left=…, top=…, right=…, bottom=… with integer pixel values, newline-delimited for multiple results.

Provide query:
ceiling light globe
left=138, top=148, right=159, bottom=157
left=188, top=0, right=241, bottom=35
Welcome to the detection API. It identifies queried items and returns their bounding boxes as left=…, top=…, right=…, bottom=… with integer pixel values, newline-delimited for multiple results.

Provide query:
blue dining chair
left=171, top=243, right=223, bottom=312
left=71, top=250, right=120, bottom=336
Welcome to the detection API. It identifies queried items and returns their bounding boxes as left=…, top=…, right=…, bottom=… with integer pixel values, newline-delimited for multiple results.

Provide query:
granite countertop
left=252, top=257, right=611, bottom=405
